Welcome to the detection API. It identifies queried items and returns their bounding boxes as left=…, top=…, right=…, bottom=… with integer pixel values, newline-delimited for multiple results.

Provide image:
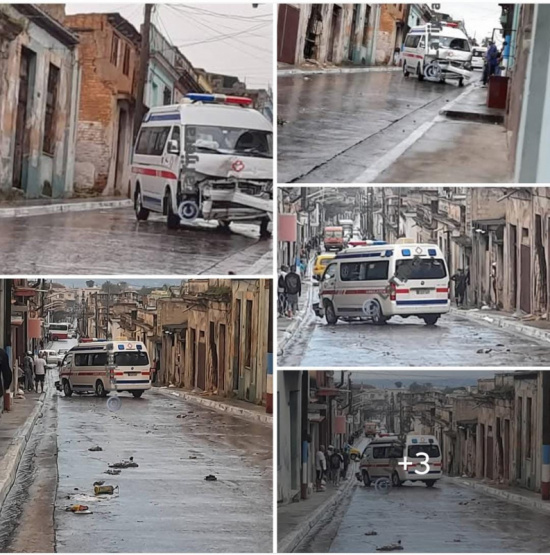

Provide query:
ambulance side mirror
left=167, top=140, right=180, bottom=154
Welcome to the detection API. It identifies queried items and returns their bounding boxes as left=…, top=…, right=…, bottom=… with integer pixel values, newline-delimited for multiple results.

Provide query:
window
left=395, top=258, right=447, bottom=280
left=122, top=44, right=130, bottom=76
left=323, top=263, right=337, bottom=280
left=91, top=353, right=107, bottom=366
left=135, top=126, right=171, bottom=155
left=75, top=353, right=89, bottom=366
left=526, top=397, right=532, bottom=458
left=404, top=34, right=421, bottom=48
left=110, top=33, right=119, bottom=65
left=43, top=64, right=59, bottom=155
left=244, top=299, right=253, bottom=367
left=169, top=125, right=180, bottom=154
left=431, top=36, right=470, bottom=52
left=114, top=351, right=149, bottom=366
left=163, top=86, right=172, bottom=106
left=408, top=444, right=440, bottom=458
left=340, top=260, right=389, bottom=281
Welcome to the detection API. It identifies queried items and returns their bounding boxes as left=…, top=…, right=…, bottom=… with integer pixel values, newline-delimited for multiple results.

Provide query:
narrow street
left=277, top=70, right=472, bottom=183
left=0, top=355, right=272, bottom=553
left=0, top=209, right=272, bottom=274
left=279, top=310, right=550, bottom=367
left=301, top=478, right=550, bottom=553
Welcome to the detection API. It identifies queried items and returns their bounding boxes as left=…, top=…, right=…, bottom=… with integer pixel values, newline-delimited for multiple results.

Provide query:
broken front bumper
left=201, top=183, right=273, bottom=222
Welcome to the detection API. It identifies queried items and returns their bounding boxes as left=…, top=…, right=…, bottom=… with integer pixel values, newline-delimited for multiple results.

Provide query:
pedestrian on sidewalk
left=34, top=353, right=46, bottom=394
left=329, top=449, right=344, bottom=486
left=482, top=41, right=499, bottom=86
left=0, top=347, right=12, bottom=400
left=278, top=265, right=289, bottom=317
left=23, top=351, right=34, bottom=392
left=285, top=265, right=302, bottom=317
left=342, top=445, right=351, bottom=480
left=315, top=445, right=327, bottom=492
left=451, top=269, right=467, bottom=307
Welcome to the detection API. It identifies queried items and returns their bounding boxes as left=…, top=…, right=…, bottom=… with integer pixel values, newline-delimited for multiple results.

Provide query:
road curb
left=449, top=307, right=550, bottom=344
left=278, top=66, right=401, bottom=77
left=447, top=476, right=550, bottom=514
left=156, top=388, right=272, bottom=426
left=0, top=394, right=45, bottom=511
left=0, top=198, right=132, bottom=219
left=278, top=478, right=357, bottom=553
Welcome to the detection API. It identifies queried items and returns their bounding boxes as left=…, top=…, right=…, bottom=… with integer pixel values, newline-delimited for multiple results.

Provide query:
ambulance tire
left=325, top=301, right=338, bottom=325
left=370, top=301, right=387, bottom=326
left=63, top=380, right=73, bottom=397
left=417, top=64, right=424, bottom=82
left=458, top=78, right=464, bottom=88
left=362, top=470, right=371, bottom=487
left=165, top=193, right=180, bottom=230
left=424, top=480, right=436, bottom=488
left=392, top=472, right=402, bottom=487
left=95, top=380, right=108, bottom=398
left=403, top=63, right=410, bottom=77
left=134, top=186, right=150, bottom=221
left=132, top=390, right=144, bottom=398
left=422, top=314, right=440, bottom=326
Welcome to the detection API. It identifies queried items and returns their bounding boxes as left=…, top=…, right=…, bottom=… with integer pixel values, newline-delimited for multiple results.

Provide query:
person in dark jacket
left=0, top=347, right=13, bottom=399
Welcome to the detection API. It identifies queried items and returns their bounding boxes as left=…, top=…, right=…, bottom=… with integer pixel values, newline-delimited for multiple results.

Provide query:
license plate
left=415, top=289, right=431, bottom=295
left=127, top=372, right=138, bottom=376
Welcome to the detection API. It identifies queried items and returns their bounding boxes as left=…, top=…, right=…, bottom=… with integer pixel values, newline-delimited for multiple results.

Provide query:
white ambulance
left=402, top=22, right=473, bottom=86
left=59, top=340, right=151, bottom=398
left=317, top=239, right=450, bottom=326
left=131, top=93, right=273, bottom=236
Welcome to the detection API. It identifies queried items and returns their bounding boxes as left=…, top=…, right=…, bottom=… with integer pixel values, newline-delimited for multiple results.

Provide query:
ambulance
left=317, top=239, right=450, bottom=326
left=131, top=93, right=273, bottom=236
left=402, top=22, right=473, bottom=86
left=359, top=434, right=442, bottom=487
left=59, top=340, right=151, bottom=398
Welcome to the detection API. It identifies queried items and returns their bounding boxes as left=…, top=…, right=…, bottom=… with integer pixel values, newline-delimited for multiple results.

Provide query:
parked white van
left=402, top=23, right=472, bottom=86
left=131, top=93, right=273, bottom=236
left=317, top=239, right=450, bottom=326
left=359, top=434, right=442, bottom=487
left=59, top=341, right=151, bottom=398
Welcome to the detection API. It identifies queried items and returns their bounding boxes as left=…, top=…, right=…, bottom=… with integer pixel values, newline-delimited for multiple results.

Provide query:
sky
left=56, top=279, right=182, bottom=288
left=350, top=370, right=497, bottom=388
left=439, top=3, right=502, bottom=44
left=66, top=3, right=273, bottom=89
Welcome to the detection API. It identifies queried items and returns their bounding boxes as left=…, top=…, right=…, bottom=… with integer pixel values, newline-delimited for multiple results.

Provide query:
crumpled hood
left=191, top=153, right=272, bottom=180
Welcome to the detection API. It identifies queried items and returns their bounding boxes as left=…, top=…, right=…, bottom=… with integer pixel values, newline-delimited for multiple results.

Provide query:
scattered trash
left=476, top=348, right=492, bottom=354
left=496, top=343, right=504, bottom=347
left=453, top=539, right=462, bottom=543
left=176, top=414, right=188, bottom=419
left=170, top=392, right=180, bottom=397
left=66, top=504, right=91, bottom=514
left=168, top=384, right=176, bottom=388
left=93, top=481, right=105, bottom=486
left=108, top=459, right=138, bottom=469
left=88, top=446, right=103, bottom=452
left=104, top=469, right=121, bottom=475
left=205, top=474, right=217, bottom=481
left=365, top=531, right=378, bottom=536
left=376, top=541, right=403, bottom=552
left=74, top=488, right=79, bottom=491
left=189, top=455, right=197, bottom=460
left=94, top=485, right=117, bottom=495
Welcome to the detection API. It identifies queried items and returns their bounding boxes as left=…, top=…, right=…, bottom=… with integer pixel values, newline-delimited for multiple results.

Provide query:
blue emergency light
left=411, top=438, right=418, bottom=443
left=428, top=248, right=437, bottom=256
left=372, top=241, right=387, bottom=245
left=118, top=345, right=125, bottom=350
left=185, top=93, right=252, bottom=106
left=402, top=249, right=411, bottom=256
left=385, top=250, right=393, bottom=257
left=136, top=345, right=142, bottom=350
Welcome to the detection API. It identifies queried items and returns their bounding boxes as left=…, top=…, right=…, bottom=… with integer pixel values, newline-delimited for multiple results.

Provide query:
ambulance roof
left=143, top=102, right=272, bottom=132
left=71, top=340, right=146, bottom=352
left=336, top=242, right=442, bottom=258
left=409, top=24, right=468, bottom=39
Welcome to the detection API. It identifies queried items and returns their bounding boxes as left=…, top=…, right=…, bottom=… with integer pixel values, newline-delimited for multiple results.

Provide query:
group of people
left=315, top=444, right=351, bottom=492
left=278, top=265, right=302, bottom=318
left=18, top=351, right=47, bottom=393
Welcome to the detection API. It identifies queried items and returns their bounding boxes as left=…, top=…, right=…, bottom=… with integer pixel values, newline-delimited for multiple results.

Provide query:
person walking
left=34, top=353, right=47, bottom=394
left=23, top=351, right=34, bottom=392
left=0, top=347, right=12, bottom=401
left=451, top=269, right=467, bottom=307
left=329, top=448, right=343, bottom=486
left=278, top=265, right=288, bottom=317
left=285, top=265, right=302, bottom=318
left=315, top=445, right=327, bottom=492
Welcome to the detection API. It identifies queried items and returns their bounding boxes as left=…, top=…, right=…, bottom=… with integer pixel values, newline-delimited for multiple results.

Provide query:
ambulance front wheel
left=458, top=78, right=464, bottom=87
left=165, top=193, right=180, bottom=230
left=63, top=379, right=73, bottom=398
left=134, top=186, right=150, bottom=221
left=422, top=314, right=440, bottom=326
left=325, top=301, right=338, bottom=325
left=416, top=64, right=424, bottom=82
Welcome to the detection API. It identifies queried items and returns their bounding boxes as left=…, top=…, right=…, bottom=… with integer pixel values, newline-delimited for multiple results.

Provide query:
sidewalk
left=0, top=391, right=45, bottom=510
left=278, top=61, right=402, bottom=77
left=278, top=477, right=357, bottom=553
left=277, top=269, right=314, bottom=356
left=155, top=386, right=272, bottom=426
left=448, top=475, right=550, bottom=515
left=0, top=195, right=132, bottom=218
left=362, top=84, right=513, bottom=183
left=450, top=306, right=550, bottom=344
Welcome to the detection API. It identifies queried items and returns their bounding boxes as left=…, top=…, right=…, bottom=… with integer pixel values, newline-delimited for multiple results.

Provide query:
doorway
left=521, top=242, right=531, bottom=313
left=114, top=105, right=128, bottom=194
left=219, top=324, right=226, bottom=392
left=190, top=328, right=196, bottom=388
left=510, top=224, right=517, bottom=309
left=197, top=331, right=206, bottom=390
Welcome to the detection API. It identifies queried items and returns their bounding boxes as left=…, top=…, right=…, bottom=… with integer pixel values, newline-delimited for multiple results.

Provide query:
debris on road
left=476, top=348, right=492, bottom=354
left=376, top=541, right=403, bottom=552
left=189, top=455, right=197, bottom=459
left=108, top=459, right=138, bottom=469
left=94, top=485, right=117, bottom=495
left=66, top=504, right=91, bottom=514
left=176, top=414, right=188, bottom=419
left=93, top=481, right=105, bottom=486
left=104, top=469, right=121, bottom=475
left=365, top=531, right=378, bottom=536
left=205, top=474, right=218, bottom=481
left=88, top=445, right=103, bottom=452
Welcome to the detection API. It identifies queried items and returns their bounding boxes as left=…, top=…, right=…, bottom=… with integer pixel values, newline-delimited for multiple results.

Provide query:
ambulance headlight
left=183, top=173, right=199, bottom=192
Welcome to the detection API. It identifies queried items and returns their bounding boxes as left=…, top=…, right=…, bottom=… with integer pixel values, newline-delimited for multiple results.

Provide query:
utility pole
left=543, top=371, right=550, bottom=500
left=106, top=285, right=111, bottom=340
left=381, top=188, right=387, bottom=241
left=94, top=292, right=99, bottom=339
left=133, top=4, right=153, bottom=142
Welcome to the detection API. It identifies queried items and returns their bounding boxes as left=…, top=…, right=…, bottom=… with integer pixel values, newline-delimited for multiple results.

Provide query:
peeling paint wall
left=0, top=6, right=78, bottom=198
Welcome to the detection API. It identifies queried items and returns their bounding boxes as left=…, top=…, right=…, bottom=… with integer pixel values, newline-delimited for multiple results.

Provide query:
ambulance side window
left=168, top=126, right=180, bottom=154
left=405, top=34, right=420, bottom=48
left=418, top=36, right=425, bottom=48
left=372, top=447, right=387, bottom=459
left=91, top=353, right=108, bottom=366
left=323, top=263, right=337, bottom=280
left=388, top=446, right=404, bottom=459
left=365, top=261, right=389, bottom=280
left=75, top=353, right=88, bottom=366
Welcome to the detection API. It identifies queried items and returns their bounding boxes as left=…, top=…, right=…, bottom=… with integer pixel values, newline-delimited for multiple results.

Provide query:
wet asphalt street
left=0, top=365, right=272, bottom=552
left=277, top=70, right=468, bottom=183
left=306, top=478, right=550, bottom=553
left=0, top=208, right=272, bottom=274
left=279, top=310, right=550, bottom=367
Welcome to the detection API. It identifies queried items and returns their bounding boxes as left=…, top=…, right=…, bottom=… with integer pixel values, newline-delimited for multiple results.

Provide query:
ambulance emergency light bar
left=185, top=93, right=252, bottom=106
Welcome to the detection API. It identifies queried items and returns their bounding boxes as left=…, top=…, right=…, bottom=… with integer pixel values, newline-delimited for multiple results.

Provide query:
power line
left=166, top=4, right=273, bottom=23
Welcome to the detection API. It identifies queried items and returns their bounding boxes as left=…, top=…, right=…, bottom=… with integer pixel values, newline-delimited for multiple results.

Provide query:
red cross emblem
left=232, top=159, right=245, bottom=172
